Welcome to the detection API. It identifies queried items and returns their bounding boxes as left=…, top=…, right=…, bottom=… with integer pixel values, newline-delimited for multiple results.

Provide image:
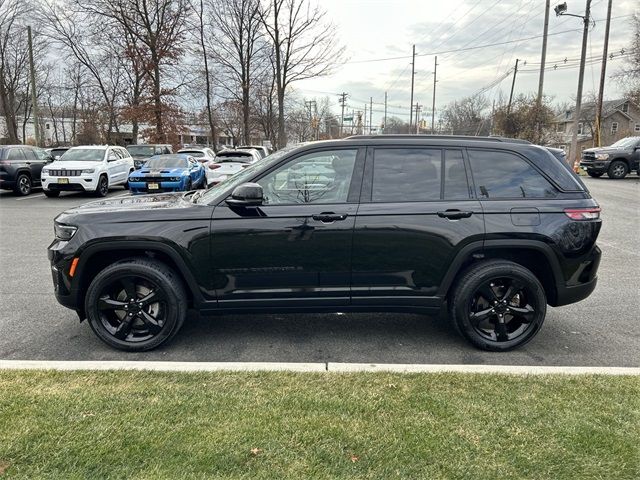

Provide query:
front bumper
left=48, top=240, right=80, bottom=312
left=128, top=180, right=187, bottom=194
left=579, top=160, right=610, bottom=173
left=43, top=176, right=96, bottom=192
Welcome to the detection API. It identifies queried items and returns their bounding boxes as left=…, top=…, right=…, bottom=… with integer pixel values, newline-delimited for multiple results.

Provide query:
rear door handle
left=312, top=212, right=348, bottom=223
left=437, top=209, right=473, bottom=220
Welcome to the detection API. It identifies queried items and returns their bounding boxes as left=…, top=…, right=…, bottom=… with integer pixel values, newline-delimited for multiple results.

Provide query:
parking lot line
left=15, top=194, right=45, bottom=201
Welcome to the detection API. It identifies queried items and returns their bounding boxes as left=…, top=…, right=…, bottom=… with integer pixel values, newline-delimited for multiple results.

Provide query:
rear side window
left=468, top=149, right=557, bottom=199
left=372, top=148, right=441, bottom=202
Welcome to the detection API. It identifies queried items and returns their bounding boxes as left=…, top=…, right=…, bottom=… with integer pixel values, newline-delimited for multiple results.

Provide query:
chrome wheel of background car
left=608, top=160, right=628, bottom=179
left=468, top=276, right=536, bottom=343
left=16, top=175, right=31, bottom=196
left=96, top=276, right=167, bottom=343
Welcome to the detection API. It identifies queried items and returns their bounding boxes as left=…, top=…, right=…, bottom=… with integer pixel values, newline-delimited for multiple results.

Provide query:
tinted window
left=258, top=149, right=357, bottom=205
left=7, top=148, right=25, bottom=161
left=22, top=148, right=38, bottom=161
left=443, top=150, right=469, bottom=200
left=469, top=149, right=557, bottom=199
left=372, top=148, right=441, bottom=202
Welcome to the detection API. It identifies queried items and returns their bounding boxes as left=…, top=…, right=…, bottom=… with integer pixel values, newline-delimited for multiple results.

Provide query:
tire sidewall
left=451, top=262, right=547, bottom=351
left=85, top=261, right=185, bottom=351
left=15, top=174, right=31, bottom=196
left=608, top=161, right=628, bottom=179
left=96, top=175, right=109, bottom=197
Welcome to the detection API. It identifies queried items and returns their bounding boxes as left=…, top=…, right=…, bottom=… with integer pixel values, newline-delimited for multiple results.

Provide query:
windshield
left=179, top=150, right=204, bottom=157
left=127, top=146, right=156, bottom=156
left=60, top=148, right=106, bottom=162
left=198, top=144, right=301, bottom=204
left=143, top=155, right=188, bottom=169
left=610, top=137, right=640, bottom=149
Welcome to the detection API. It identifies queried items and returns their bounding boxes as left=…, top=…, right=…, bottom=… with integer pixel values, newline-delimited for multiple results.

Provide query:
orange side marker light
left=69, top=257, right=80, bottom=277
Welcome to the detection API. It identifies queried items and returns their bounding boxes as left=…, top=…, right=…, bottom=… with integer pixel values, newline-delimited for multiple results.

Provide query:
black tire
left=95, top=175, right=109, bottom=197
left=607, top=160, right=628, bottom=179
left=84, top=258, right=187, bottom=351
left=449, top=260, right=547, bottom=352
left=14, top=173, right=31, bottom=196
left=587, top=171, right=604, bottom=178
left=43, top=190, right=60, bottom=198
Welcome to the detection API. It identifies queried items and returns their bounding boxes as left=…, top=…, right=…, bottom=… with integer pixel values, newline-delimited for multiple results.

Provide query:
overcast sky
left=294, top=0, right=638, bottom=128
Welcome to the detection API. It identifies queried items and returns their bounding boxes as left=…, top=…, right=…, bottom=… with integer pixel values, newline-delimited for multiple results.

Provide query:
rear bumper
left=553, top=244, right=601, bottom=306
left=0, top=179, right=16, bottom=190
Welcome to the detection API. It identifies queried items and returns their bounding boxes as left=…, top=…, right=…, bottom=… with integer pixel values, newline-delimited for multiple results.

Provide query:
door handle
left=312, top=212, right=348, bottom=223
left=437, top=209, right=473, bottom=220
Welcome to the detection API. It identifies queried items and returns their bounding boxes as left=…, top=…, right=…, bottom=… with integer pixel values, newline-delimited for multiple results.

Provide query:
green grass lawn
left=0, top=370, right=638, bottom=479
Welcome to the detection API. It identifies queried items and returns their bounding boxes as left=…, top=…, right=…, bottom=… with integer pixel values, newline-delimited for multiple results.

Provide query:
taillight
left=208, top=163, right=221, bottom=170
left=564, top=207, right=601, bottom=220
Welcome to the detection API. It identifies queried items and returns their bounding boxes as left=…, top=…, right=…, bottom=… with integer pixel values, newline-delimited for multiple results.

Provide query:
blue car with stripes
left=127, top=154, right=207, bottom=194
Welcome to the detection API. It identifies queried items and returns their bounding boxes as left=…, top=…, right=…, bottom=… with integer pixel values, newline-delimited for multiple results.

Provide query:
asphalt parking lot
left=0, top=177, right=638, bottom=366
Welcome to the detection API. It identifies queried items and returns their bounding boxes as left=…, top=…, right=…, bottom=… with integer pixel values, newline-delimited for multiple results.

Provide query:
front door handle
left=312, top=212, right=348, bottom=223
left=437, top=209, right=473, bottom=220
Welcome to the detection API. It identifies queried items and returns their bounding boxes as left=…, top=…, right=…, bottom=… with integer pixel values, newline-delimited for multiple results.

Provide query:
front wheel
left=84, top=258, right=187, bottom=351
left=607, top=160, right=628, bottom=179
left=587, top=171, right=604, bottom=178
left=95, top=175, right=109, bottom=197
left=449, top=260, right=547, bottom=351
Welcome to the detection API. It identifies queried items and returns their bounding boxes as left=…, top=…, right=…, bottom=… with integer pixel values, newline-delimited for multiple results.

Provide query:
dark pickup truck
left=580, top=136, right=640, bottom=179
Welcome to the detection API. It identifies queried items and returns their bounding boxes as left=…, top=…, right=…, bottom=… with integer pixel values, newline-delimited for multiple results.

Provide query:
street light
left=554, top=1, right=591, bottom=171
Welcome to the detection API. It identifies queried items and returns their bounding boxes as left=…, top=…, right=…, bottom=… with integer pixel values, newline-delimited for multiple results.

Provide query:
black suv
left=0, top=145, right=53, bottom=195
left=580, top=136, right=640, bottom=179
left=48, top=137, right=602, bottom=352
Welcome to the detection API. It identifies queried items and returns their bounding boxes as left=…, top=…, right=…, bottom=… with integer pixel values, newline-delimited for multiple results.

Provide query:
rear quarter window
left=468, top=149, right=558, bottom=199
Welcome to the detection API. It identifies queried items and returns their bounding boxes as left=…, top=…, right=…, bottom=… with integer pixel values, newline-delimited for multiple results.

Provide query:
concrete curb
left=1, top=360, right=639, bottom=375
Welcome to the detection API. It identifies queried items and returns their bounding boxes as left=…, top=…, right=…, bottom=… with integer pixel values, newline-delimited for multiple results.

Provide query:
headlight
left=170, top=177, right=181, bottom=182
left=595, top=153, right=609, bottom=160
left=54, top=223, right=78, bottom=241
left=42, top=169, right=49, bottom=175
left=81, top=168, right=95, bottom=174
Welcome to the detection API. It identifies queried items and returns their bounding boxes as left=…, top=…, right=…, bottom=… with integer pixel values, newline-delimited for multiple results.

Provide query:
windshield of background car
left=198, top=144, right=301, bottom=204
left=143, top=156, right=189, bottom=169
left=126, top=146, right=155, bottom=156
left=179, top=150, right=205, bottom=157
left=60, top=148, right=106, bottom=162
left=610, top=137, right=640, bottom=149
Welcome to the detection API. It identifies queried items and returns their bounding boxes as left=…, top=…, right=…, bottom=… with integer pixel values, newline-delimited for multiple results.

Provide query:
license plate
left=58, top=178, right=69, bottom=184
left=148, top=183, right=159, bottom=190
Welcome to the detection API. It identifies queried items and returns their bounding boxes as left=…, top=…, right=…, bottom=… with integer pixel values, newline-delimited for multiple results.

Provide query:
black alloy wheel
left=85, top=259, right=187, bottom=351
left=449, top=261, right=546, bottom=351
left=95, top=175, right=109, bottom=197
left=14, top=174, right=32, bottom=196
left=607, top=160, right=628, bottom=179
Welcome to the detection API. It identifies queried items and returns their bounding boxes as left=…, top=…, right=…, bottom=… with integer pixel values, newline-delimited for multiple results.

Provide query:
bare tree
left=440, top=95, right=490, bottom=136
left=613, top=14, right=640, bottom=105
left=260, top=0, right=344, bottom=148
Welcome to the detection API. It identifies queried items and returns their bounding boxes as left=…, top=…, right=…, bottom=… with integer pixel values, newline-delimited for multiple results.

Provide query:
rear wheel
left=587, top=171, right=604, bottom=178
left=607, top=160, right=628, bottom=179
left=14, top=174, right=31, bottom=196
left=84, top=258, right=187, bottom=351
left=449, top=260, right=546, bottom=351
left=44, top=190, right=60, bottom=197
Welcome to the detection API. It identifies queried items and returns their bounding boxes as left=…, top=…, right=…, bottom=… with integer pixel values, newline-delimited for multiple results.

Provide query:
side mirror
left=226, top=182, right=263, bottom=207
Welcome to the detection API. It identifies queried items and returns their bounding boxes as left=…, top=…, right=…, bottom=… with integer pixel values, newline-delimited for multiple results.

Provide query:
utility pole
left=338, top=92, right=348, bottom=137
left=369, top=97, right=373, bottom=134
left=364, top=103, right=367, bottom=135
left=415, top=103, right=421, bottom=134
left=595, top=0, right=612, bottom=147
left=537, top=1, right=550, bottom=106
left=507, top=59, right=519, bottom=115
left=409, top=44, right=416, bottom=131
left=569, top=0, right=592, bottom=169
left=384, top=91, right=387, bottom=134
left=431, top=56, right=438, bottom=134
left=27, top=26, right=40, bottom=147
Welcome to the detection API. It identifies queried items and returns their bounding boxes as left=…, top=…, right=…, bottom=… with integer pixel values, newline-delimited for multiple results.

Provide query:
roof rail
left=344, top=134, right=531, bottom=144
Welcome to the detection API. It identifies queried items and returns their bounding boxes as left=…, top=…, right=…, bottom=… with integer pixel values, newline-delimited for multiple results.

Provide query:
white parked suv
left=42, top=145, right=134, bottom=197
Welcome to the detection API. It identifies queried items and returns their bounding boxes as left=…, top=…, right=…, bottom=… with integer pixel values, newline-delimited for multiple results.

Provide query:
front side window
left=258, top=149, right=357, bottom=205
left=468, top=150, right=557, bottom=199
left=372, top=148, right=441, bottom=202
